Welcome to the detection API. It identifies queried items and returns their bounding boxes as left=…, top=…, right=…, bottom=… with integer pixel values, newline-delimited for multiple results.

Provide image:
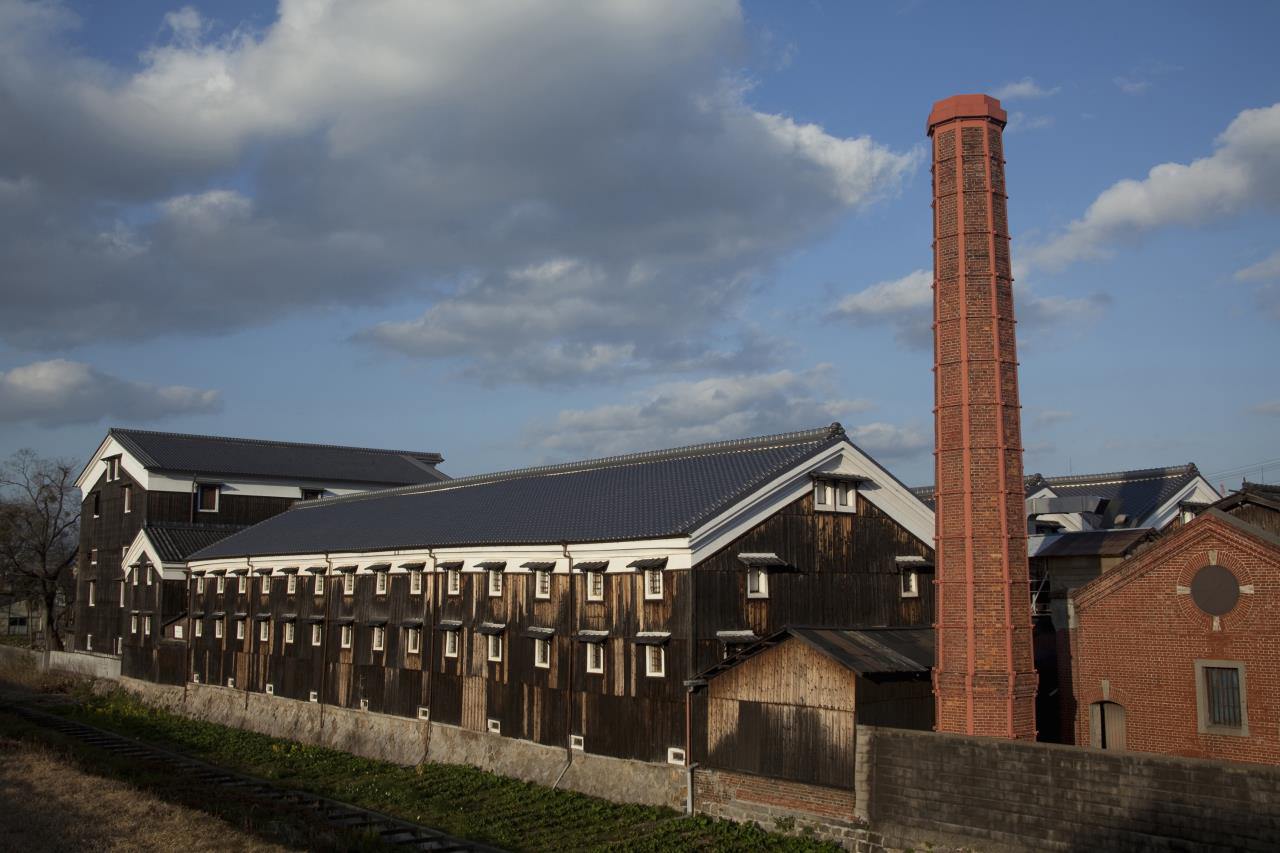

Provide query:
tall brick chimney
left=928, top=94, right=1037, bottom=739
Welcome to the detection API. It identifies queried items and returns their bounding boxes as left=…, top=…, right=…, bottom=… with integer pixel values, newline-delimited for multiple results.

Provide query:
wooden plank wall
left=701, top=638, right=859, bottom=787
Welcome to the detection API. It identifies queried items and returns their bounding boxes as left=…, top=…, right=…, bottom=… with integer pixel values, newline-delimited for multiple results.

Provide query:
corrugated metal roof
left=145, top=523, right=248, bottom=563
left=193, top=425, right=849, bottom=559
left=109, top=428, right=446, bottom=486
left=1031, top=528, right=1155, bottom=558
left=912, top=463, right=1204, bottom=527
left=692, top=626, right=933, bottom=686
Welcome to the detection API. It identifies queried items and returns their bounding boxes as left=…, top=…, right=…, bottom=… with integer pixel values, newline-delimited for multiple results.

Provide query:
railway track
left=2, top=702, right=503, bottom=853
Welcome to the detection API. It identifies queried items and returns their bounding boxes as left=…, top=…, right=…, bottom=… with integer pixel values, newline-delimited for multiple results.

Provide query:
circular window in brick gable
left=1189, top=564, right=1240, bottom=616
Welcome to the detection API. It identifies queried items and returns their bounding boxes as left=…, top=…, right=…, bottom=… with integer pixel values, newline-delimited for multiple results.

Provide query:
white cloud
left=828, top=269, right=1109, bottom=349
left=845, top=422, right=930, bottom=459
left=1235, top=250, right=1280, bottom=281
left=0, top=359, right=220, bottom=426
left=1114, top=76, right=1150, bottom=96
left=1031, top=409, right=1074, bottom=427
left=526, top=366, right=878, bottom=459
left=992, top=77, right=1060, bottom=101
left=1028, top=102, right=1280, bottom=271
left=1006, top=112, right=1054, bottom=133
left=0, top=1, right=917, bottom=385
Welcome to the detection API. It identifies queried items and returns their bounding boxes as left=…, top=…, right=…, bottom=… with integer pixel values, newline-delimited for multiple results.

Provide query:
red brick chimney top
left=927, top=94, right=1007, bottom=135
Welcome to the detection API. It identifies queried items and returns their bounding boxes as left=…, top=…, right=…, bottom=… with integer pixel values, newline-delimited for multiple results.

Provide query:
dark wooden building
left=186, top=424, right=936, bottom=767
left=689, top=626, right=933, bottom=787
left=73, top=428, right=447, bottom=657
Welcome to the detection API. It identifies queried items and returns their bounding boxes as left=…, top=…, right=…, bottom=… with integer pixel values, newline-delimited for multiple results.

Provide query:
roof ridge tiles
left=1040, top=463, right=1198, bottom=487
left=110, top=427, right=443, bottom=463
left=296, top=422, right=847, bottom=511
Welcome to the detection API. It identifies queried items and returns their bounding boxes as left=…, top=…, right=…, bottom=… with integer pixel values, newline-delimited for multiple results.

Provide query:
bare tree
left=0, top=450, right=80, bottom=652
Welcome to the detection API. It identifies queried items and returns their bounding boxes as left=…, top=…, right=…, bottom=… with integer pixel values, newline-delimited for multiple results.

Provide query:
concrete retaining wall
left=47, top=650, right=121, bottom=679
left=117, top=678, right=684, bottom=810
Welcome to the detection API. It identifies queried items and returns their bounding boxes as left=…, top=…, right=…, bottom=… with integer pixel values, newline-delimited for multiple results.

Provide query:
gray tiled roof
left=913, top=463, right=1204, bottom=527
left=110, top=428, right=446, bottom=486
left=192, top=425, right=849, bottom=559
left=144, top=523, right=248, bottom=563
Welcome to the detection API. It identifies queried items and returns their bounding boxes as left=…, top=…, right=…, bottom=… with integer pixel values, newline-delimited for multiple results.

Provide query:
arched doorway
left=1089, top=701, right=1127, bottom=750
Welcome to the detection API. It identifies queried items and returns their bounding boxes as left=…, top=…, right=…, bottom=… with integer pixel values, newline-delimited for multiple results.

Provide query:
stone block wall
left=863, top=725, right=1280, bottom=851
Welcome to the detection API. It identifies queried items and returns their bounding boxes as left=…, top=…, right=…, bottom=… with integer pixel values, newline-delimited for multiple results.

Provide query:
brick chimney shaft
left=928, top=94, right=1037, bottom=739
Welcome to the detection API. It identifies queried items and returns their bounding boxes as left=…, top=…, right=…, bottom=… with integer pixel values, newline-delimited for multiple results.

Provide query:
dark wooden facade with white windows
left=72, top=428, right=446, bottom=658
left=180, top=425, right=938, bottom=768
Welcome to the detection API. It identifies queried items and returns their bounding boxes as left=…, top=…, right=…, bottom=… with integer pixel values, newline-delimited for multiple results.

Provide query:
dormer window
left=196, top=484, right=220, bottom=513
left=813, top=476, right=860, bottom=513
left=900, top=571, right=919, bottom=598
left=895, top=555, right=930, bottom=599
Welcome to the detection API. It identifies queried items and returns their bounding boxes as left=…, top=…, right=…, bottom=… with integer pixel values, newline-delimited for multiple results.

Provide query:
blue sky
left=0, top=0, right=1277, bottom=489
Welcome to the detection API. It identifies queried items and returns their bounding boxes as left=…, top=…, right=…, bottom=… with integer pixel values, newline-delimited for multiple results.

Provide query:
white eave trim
left=688, top=439, right=934, bottom=563
left=121, top=529, right=187, bottom=581
left=1146, top=475, right=1223, bottom=530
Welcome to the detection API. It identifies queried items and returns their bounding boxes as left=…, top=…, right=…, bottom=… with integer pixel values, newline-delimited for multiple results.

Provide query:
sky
left=0, top=0, right=1277, bottom=489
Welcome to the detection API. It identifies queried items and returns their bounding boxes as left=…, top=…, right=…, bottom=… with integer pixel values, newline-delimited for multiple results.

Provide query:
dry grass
left=0, top=736, right=297, bottom=852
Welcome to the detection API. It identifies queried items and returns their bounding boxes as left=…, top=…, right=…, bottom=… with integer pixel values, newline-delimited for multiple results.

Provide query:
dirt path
left=0, top=735, right=296, bottom=852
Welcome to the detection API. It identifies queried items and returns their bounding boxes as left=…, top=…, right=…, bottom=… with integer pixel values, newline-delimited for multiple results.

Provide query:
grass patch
left=60, top=688, right=839, bottom=852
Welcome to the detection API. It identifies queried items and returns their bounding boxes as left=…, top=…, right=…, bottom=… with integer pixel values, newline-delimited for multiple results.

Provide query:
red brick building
left=1068, top=487, right=1280, bottom=764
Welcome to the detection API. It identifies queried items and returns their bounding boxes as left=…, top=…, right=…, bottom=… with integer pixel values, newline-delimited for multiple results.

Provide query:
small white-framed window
left=747, top=567, right=769, bottom=599
left=147, top=568, right=153, bottom=587
left=196, top=483, right=220, bottom=513
left=106, top=456, right=120, bottom=481
left=216, top=576, right=225, bottom=595
left=116, top=637, right=122, bottom=654
left=900, top=571, right=920, bottom=599
left=837, top=481, right=855, bottom=510
left=644, top=569, right=663, bottom=600
left=119, top=582, right=125, bottom=606
left=570, top=734, right=584, bottom=751
left=410, top=571, right=423, bottom=595
left=91, top=492, right=100, bottom=518
left=535, top=637, right=551, bottom=669
left=88, top=580, right=96, bottom=606
left=130, top=614, right=138, bottom=635
left=587, top=572, right=605, bottom=601
left=122, top=484, right=132, bottom=513
left=90, top=548, right=98, bottom=567
left=235, top=619, right=245, bottom=640
left=285, top=623, right=296, bottom=644
left=287, top=574, right=297, bottom=594
left=417, top=706, right=430, bottom=720
left=814, top=479, right=833, bottom=510
left=265, top=683, right=274, bottom=695
left=487, top=718, right=501, bottom=734
left=488, top=569, right=503, bottom=597
left=314, top=574, right=325, bottom=597
left=586, top=641, right=605, bottom=674
left=309, top=690, right=319, bottom=703
left=645, top=645, right=665, bottom=678
left=341, top=624, right=353, bottom=649
left=343, top=573, right=355, bottom=596
left=144, top=615, right=153, bottom=637
left=86, top=633, right=93, bottom=651
left=311, top=624, right=322, bottom=646
left=237, top=575, right=247, bottom=594
left=406, top=627, right=421, bottom=654
left=359, top=698, right=369, bottom=711
left=444, top=629, right=460, bottom=658
left=195, top=619, right=203, bottom=638
left=196, top=577, right=205, bottom=595
left=373, top=625, right=386, bottom=652
left=174, top=624, right=184, bottom=640
left=447, top=569, right=461, bottom=596
left=375, top=572, right=388, bottom=595
left=215, top=618, right=224, bottom=639
left=487, top=633, right=503, bottom=662
left=259, top=620, right=270, bottom=642
left=667, top=747, right=686, bottom=766
left=536, top=570, right=551, bottom=599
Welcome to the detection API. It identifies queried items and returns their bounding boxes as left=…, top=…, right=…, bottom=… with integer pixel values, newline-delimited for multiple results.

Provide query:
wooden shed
left=690, top=626, right=933, bottom=789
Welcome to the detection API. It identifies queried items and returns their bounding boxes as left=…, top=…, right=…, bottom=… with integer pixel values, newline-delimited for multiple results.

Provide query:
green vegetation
left=58, top=688, right=839, bottom=852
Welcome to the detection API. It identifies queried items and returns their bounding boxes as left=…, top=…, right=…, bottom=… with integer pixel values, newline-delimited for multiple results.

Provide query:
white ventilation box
left=569, top=734, right=584, bottom=751
left=487, top=718, right=501, bottom=734
left=309, top=690, right=319, bottom=703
